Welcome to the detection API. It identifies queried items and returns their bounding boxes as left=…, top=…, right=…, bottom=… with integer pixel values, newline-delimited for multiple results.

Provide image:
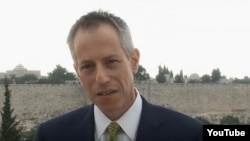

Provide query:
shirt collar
left=94, top=88, right=142, bottom=141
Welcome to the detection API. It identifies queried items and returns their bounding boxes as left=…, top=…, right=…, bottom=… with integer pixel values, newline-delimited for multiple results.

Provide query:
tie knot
left=107, top=122, right=121, bottom=141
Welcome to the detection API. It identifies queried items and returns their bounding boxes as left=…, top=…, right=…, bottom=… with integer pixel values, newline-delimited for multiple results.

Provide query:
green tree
left=47, top=65, right=76, bottom=84
left=195, top=116, right=210, bottom=124
left=170, top=71, right=173, bottom=78
left=220, top=115, right=241, bottom=125
left=19, top=128, right=36, bottom=141
left=135, top=65, right=150, bottom=81
left=211, top=68, right=221, bottom=83
left=201, top=74, right=211, bottom=83
left=15, top=74, right=38, bottom=84
left=0, top=77, right=22, bottom=141
left=174, top=70, right=184, bottom=83
left=0, top=78, right=10, bottom=85
left=36, top=77, right=51, bottom=84
left=233, top=76, right=250, bottom=84
left=156, top=65, right=169, bottom=83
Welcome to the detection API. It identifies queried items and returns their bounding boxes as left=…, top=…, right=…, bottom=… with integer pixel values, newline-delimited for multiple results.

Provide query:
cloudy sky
left=0, top=0, right=249, bottom=79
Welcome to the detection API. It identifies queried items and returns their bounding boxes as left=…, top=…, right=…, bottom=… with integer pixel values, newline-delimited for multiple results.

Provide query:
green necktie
left=107, top=122, right=121, bottom=141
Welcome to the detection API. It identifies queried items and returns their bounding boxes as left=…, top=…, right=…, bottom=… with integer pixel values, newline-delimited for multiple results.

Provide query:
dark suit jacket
left=35, top=96, right=203, bottom=141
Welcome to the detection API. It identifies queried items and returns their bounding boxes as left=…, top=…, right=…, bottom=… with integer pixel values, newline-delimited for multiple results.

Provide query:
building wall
left=0, top=83, right=249, bottom=131
left=1, top=64, right=41, bottom=79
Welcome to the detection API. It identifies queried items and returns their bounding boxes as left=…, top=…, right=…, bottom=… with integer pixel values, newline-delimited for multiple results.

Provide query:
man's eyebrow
left=79, top=60, right=93, bottom=65
left=79, top=55, right=121, bottom=64
left=103, top=55, right=121, bottom=60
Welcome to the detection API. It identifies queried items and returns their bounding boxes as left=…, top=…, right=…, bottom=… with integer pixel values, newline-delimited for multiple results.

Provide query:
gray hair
left=67, top=10, right=135, bottom=64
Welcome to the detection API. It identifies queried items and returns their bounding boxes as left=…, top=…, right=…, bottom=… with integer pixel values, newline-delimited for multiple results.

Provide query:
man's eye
left=81, top=64, right=93, bottom=70
left=107, top=59, right=119, bottom=65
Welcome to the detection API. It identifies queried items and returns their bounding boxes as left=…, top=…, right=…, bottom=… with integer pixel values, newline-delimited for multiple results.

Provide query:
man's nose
left=95, top=66, right=110, bottom=85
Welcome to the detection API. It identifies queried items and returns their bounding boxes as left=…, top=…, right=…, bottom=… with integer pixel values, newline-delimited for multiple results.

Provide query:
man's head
left=67, top=10, right=135, bottom=64
left=67, top=10, right=140, bottom=120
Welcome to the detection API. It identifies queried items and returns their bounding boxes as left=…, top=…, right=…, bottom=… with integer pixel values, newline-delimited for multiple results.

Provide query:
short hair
left=67, top=10, right=135, bottom=64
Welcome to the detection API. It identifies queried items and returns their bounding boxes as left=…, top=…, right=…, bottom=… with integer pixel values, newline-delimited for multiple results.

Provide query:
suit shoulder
left=138, top=99, right=203, bottom=141
left=35, top=105, right=95, bottom=140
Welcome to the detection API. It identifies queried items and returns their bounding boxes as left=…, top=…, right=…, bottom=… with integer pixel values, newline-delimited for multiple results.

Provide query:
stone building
left=1, top=64, right=41, bottom=79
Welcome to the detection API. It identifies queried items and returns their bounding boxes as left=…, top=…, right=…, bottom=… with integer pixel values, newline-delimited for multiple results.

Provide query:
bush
left=195, top=116, right=210, bottom=124
left=220, top=115, right=241, bottom=125
left=19, top=129, right=36, bottom=141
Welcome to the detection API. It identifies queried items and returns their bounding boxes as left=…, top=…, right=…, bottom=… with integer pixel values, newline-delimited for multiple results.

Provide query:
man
left=35, top=10, right=203, bottom=141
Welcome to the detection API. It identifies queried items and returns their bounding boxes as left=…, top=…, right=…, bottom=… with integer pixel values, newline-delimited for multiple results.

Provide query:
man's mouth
left=97, top=90, right=116, bottom=96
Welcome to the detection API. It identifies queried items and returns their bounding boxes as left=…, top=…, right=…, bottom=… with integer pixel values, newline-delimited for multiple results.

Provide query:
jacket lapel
left=135, top=96, right=163, bottom=141
left=73, top=104, right=95, bottom=141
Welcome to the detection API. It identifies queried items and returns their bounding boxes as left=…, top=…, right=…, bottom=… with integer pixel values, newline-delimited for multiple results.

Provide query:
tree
left=156, top=65, right=170, bottom=83
left=211, top=68, right=221, bottom=83
left=195, top=116, right=210, bottom=125
left=135, top=65, right=150, bottom=81
left=201, top=74, right=211, bottom=83
left=174, top=70, right=184, bottom=83
left=170, top=71, right=173, bottom=78
left=0, top=78, right=12, bottom=85
left=47, top=65, right=76, bottom=84
left=15, top=74, right=38, bottom=84
left=233, top=77, right=250, bottom=84
left=0, top=77, right=22, bottom=141
left=220, top=115, right=241, bottom=125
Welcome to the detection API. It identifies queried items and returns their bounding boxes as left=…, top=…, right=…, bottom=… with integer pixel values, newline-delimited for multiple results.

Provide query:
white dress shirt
left=94, top=88, right=142, bottom=141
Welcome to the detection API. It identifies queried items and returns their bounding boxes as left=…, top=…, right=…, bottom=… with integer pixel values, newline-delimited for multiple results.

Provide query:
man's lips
left=96, top=90, right=117, bottom=96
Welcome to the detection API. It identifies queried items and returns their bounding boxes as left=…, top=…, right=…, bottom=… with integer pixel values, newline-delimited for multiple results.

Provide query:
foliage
left=195, top=116, right=210, bottom=124
left=201, top=74, right=211, bottom=83
left=187, top=79, right=200, bottom=83
left=47, top=64, right=76, bottom=84
left=174, top=70, right=184, bottom=83
left=211, top=68, right=221, bottom=82
left=0, top=77, right=12, bottom=85
left=36, top=77, right=51, bottom=84
left=233, top=76, right=250, bottom=84
left=19, top=128, right=36, bottom=141
left=14, top=74, right=38, bottom=84
left=135, top=65, right=150, bottom=81
left=156, top=65, right=170, bottom=83
left=0, top=77, right=23, bottom=141
left=169, top=70, right=173, bottom=78
left=220, top=115, right=241, bottom=125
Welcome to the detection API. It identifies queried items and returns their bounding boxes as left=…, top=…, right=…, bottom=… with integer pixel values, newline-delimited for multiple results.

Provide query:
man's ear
left=74, top=64, right=82, bottom=85
left=74, top=64, right=79, bottom=76
left=131, top=48, right=140, bottom=74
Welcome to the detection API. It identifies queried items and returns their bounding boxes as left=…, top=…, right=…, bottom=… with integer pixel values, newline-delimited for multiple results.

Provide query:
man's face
left=73, top=24, right=140, bottom=120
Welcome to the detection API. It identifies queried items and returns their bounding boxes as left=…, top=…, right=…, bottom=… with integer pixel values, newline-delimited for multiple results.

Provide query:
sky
left=0, top=0, right=249, bottom=79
